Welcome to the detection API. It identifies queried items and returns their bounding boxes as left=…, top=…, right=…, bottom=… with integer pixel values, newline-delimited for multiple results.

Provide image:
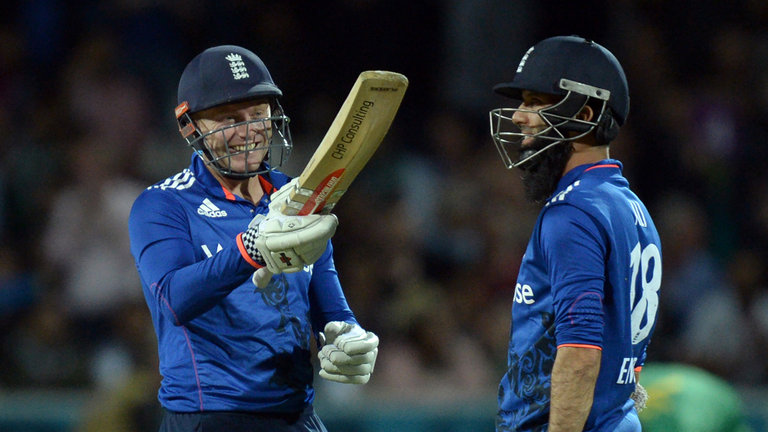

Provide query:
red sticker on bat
left=298, top=169, right=345, bottom=215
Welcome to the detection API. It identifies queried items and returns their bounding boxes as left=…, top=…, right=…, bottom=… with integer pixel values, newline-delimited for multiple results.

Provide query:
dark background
left=1, top=1, right=768, bottom=430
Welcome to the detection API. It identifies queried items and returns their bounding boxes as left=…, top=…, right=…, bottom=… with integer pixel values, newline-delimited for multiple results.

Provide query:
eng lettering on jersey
left=616, top=356, right=637, bottom=384
left=201, top=243, right=223, bottom=258
left=514, top=283, right=535, bottom=304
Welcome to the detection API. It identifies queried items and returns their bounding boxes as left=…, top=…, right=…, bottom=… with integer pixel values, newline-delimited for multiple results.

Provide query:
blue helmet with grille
left=177, top=45, right=283, bottom=114
left=494, top=35, right=629, bottom=125
left=489, top=36, right=629, bottom=169
left=175, top=45, right=292, bottom=179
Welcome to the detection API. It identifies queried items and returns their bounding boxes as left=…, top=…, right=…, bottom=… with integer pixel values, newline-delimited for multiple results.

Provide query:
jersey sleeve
left=541, top=204, right=608, bottom=349
left=129, top=189, right=254, bottom=325
left=307, top=241, right=357, bottom=334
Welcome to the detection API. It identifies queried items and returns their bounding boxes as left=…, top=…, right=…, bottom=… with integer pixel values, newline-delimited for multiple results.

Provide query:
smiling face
left=192, top=99, right=273, bottom=174
left=489, top=90, right=572, bottom=172
left=490, top=90, right=577, bottom=203
left=510, top=90, right=563, bottom=148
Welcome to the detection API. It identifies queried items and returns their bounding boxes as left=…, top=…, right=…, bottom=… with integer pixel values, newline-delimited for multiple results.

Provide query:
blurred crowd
left=2, top=0, right=768, bottom=430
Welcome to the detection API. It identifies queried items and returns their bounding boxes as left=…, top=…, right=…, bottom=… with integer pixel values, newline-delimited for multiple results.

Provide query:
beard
left=518, top=139, right=573, bottom=204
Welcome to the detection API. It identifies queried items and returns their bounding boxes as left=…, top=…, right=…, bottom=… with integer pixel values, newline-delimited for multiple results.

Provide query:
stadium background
left=1, top=1, right=767, bottom=430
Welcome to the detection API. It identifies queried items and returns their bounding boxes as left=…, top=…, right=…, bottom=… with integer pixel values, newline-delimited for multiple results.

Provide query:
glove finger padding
left=337, top=331, right=379, bottom=356
left=267, top=178, right=300, bottom=214
left=321, top=321, right=379, bottom=353
left=318, top=321, right=379, bottom=384
left=318, top=349, right=378, bottom=384
left=259, top=214, right=337, bottom=249
left=319, top=348, right=377, bottom=374
left=320, top=345, right=377, bottom=366
left=320, top=321, right=355, bottom=345
left=320, top=361, right=373, bottom=376
left=318, top=369, right=372, bottom=385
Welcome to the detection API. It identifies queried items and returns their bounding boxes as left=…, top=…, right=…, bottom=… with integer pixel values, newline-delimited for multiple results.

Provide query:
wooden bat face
left=276, top=71, right=408, bottom=215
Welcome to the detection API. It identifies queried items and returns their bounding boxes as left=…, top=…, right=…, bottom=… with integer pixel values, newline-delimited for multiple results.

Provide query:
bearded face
left=519, top=140, right=573, bottom=204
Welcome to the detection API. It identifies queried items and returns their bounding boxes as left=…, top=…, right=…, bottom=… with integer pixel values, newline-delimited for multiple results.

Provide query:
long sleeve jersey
left=497, top=160, right=662, bottom=432
left=129, top=154, right=356, bottom=413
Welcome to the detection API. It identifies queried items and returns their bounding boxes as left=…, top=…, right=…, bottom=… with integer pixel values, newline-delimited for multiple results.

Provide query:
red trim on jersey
left=557, top=343, right=603, bottom=351
left=584, top=163, right=620, bottom=172
left=634, top=366, right=643, bottom=372
left=236, top=233, right=264, bottom=269
left=258, top=175, right=277, bottom=195
left=220, top=176, right=276, bottom=201
left=221, top=186, right=236, bottom=201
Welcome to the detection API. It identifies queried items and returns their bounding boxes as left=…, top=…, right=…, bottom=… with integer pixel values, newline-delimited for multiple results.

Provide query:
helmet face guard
left=176, top=99, right=292, bottom=179
left=489, top=78, right=611, bottom=170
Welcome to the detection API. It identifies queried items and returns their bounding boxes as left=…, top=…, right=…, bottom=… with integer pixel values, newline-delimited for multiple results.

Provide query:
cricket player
left=129, top=45, right=378, bottom=432
left=488, top=36, right=662, bottom=431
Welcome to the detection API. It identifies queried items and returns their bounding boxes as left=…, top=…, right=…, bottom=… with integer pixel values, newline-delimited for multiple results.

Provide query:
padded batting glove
left=241, top=177, right=338, bottom=288
left=237, top=211, right=338, bottom=274
left=318, top=321, right=379, bottom=384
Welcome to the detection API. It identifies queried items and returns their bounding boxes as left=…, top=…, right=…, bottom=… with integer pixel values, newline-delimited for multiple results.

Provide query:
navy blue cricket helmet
left=175, top=45, right=292, bottom=179
left=494, top=35, right=629, bottom=125
left=489, top=36, right=629, bottom=169
left=177, top=45, right=283, bottom=114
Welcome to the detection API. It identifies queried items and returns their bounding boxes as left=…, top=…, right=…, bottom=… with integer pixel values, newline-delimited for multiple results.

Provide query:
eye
left=214, top=116, right=236, bottom=124
left=252, top=107, right=270, bottom=118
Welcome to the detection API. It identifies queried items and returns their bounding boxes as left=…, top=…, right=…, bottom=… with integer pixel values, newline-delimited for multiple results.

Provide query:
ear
left=577, top=105, right=595, bottom=123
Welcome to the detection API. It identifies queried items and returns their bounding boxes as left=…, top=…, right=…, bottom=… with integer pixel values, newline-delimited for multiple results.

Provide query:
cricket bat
left=275, top=70, right=409, bottom=216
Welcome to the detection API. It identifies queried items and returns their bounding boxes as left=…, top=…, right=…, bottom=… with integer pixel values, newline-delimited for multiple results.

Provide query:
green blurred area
left=639, top=363, right=759, bottom=432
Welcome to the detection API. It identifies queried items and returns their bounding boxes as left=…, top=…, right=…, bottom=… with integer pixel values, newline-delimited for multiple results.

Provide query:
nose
left=234, top=120, right=250, bottom=139
left=510, top=103, right=528, bottom=126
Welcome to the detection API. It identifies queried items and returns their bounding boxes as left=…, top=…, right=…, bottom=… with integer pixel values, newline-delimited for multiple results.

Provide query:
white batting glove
left=268, top=177, right=300, bottom=214
left=242, top=178, right=338, bottom=288
left=238, top=211, right=337, bottom=275
left=318, top=321, right=379, bottom=384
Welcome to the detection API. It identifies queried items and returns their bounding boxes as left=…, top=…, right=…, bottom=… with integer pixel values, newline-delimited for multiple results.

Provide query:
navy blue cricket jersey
left=129, top=154, right=357, bottom=413
left=497, top=160, right=662, bottom=432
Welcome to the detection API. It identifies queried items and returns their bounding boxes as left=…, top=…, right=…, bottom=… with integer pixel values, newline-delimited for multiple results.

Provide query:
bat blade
left=278, top=71, right=408, bottom=215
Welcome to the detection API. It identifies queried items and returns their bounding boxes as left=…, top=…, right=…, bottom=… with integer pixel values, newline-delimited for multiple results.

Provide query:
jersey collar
left=190, top=153, right=276, bottom=202
left=557, top=159, right=623, bottom=189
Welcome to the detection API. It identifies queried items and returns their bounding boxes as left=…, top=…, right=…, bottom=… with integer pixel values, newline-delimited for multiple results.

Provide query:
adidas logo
left=197, top=198, right=228, bottom=218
